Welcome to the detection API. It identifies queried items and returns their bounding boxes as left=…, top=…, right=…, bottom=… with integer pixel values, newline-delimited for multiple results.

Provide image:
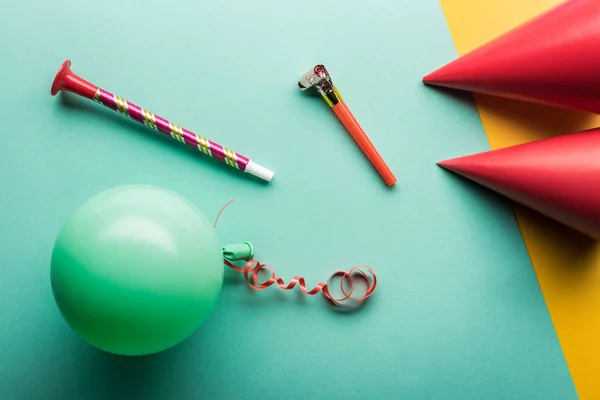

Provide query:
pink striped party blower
left=51, top=60, right=274, bottom=182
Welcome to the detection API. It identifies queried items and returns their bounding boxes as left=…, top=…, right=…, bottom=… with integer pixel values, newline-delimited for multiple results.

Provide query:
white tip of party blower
left=246, top=160, right=274, bottom=182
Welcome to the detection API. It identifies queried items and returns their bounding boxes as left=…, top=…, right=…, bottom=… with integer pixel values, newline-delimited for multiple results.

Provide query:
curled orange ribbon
left=216, top=200, right=377, bottom=307
left=225, top=260, right=376, bottom=307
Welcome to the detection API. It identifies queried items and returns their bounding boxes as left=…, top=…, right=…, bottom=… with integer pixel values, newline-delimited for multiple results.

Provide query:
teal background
left=0, top=1, right=576, bottom=399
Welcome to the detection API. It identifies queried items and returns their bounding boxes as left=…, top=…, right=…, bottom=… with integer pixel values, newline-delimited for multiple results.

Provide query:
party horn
left=299, top=65, right=396, bottom=187
left=51, top=60, right=274, bottom=182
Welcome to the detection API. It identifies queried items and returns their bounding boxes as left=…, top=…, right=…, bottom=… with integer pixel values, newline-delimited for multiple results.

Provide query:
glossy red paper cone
left=438, top=128, right=600, bottom=238
left=423, top=0, right=600, bottom=114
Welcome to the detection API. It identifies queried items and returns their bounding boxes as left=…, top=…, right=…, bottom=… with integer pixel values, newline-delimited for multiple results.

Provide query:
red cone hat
left=438, top=128, right=600, bottom=238
left=424, top=0, right=600, bottom=114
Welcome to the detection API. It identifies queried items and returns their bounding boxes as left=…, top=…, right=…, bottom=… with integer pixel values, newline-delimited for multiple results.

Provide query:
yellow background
left=439, top=0, right=600, bottom=397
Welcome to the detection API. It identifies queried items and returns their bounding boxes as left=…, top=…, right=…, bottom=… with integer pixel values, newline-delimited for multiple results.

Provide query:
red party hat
left=423, top=0, right=600, bottom=114
left=438, top=128, right=600, bottom=238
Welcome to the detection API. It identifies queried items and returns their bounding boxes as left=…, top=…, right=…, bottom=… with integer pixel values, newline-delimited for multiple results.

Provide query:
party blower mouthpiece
left=299, top=65, right=396, bottom=187
left=51, top=60, right=274, bottom=183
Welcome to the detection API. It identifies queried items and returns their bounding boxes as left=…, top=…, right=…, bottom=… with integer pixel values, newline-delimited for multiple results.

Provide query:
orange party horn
left=299, top=65, right=396, bottom=187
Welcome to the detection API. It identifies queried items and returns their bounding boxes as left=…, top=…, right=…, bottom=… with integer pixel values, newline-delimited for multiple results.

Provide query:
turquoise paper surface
left=0, top=1, right=576, bottom=398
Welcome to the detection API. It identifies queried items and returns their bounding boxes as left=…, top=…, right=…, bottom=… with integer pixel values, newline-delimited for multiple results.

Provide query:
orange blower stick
left=298, top=65, right=396, bottom=187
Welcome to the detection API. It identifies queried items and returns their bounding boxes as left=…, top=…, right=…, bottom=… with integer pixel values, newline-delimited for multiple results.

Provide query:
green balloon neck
left=222, top=241, right=254, bottom=261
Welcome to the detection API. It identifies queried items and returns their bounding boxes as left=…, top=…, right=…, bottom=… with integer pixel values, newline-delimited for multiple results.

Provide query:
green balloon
left=50, top=185, right=224, bottom=356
